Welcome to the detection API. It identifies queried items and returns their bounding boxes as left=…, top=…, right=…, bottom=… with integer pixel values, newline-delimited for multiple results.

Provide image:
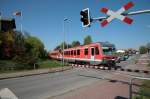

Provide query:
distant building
left=116, top=49, right=125, bottom=53
left=0, top=18, right=16, bottom=32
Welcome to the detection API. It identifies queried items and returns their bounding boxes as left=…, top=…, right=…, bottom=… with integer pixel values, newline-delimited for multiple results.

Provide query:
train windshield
left=102, top=47, right=115, bottom=55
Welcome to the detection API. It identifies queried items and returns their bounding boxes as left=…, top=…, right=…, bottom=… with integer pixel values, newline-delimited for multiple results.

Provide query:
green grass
left=0, top=60, right=17, bottom=73
left=0, top=59, right=69, bottom=73
left=134, top=80, right=150, bottom=99
left=0, top=60, right=34, bottom=73
left=133, top=60, right=150, bottom=99
left=37, top=60, right=69, bottom=68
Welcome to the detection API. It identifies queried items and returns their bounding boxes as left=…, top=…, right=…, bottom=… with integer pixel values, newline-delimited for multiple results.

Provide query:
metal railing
left=129, top=77, right=150, bottom=99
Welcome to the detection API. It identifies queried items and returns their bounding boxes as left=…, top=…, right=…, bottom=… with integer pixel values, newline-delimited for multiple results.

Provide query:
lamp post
left=62, top=18, right=71, bottom=71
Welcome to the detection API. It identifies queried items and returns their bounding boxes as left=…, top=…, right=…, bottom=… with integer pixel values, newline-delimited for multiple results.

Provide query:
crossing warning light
left=80, top=8, right=91, bottom=27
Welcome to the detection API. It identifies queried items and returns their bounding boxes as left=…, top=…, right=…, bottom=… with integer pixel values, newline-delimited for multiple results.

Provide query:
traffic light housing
left=80, top=8, right=91, bottom=27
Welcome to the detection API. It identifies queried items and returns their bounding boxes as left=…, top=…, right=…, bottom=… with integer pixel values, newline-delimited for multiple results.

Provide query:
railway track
left=70, top=64, right=150, bottom=74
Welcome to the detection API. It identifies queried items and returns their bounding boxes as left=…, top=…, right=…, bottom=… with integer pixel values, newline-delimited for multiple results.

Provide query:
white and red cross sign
left=100, top=1, right=134, bottom=27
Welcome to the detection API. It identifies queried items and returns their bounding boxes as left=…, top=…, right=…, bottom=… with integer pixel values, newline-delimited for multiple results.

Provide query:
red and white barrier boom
left=80, top=1, right=150, bottom=27
left=100, top=1, right=134, bottom=27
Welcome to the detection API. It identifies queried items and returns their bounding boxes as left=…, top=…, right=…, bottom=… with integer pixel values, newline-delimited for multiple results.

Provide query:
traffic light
left=80, top=8, right=91, bottom=27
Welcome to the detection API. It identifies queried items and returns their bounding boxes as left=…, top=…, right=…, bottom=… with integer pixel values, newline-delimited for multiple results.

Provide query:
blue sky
left=0, top=0, right=150, bottom=51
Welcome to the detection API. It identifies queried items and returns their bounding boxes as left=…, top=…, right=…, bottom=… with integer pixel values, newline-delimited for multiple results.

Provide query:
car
left=115, top=56, right=121, bottom=63
left=124, top=54, right=129, bottom=60
left=119, top=55, right=126, bottom=61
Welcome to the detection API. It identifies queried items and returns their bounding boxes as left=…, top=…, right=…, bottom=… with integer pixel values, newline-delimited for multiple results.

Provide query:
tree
left=146, top=42, right=150, bottom=53
left=72, top=41, right=80, bottom=47
left=0, top=40, right=1, bottom=46
left=54, top=45, right=61, bottom=51
left=0, top=30, right=14, bottom=59
left=24, top=36, right=45, bottom=58
left=13, top=31, right=25, bottom=56
left=84, top=35, right=92, bottom=45
left=54, top=42, right=71, bottom=51
left=0, top=33, right=2, bottom=46
left=39, top=49, right=48, bottom=59
left=13, top=36, right=45, bottom=68
left=0, top=30, right=25, bottom=59
left=139, top=46, right=147, bottom=54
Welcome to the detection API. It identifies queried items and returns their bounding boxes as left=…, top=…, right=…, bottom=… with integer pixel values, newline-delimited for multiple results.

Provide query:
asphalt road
left=0, top=66, right=115, bottom=99
left=0, top=54, right=147, bottom=99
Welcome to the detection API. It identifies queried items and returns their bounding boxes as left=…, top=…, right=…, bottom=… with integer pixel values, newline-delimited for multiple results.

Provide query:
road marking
left=0, top=88, right=18, bottom=99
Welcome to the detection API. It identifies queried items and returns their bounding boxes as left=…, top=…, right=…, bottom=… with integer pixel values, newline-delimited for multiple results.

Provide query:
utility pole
left=62, top=18, right=68, bottom=71
left=62, top=18, right=71, bottom=71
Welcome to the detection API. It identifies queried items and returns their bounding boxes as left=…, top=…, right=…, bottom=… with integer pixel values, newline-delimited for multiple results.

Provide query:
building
left=0, top=18, right=16, bottom=32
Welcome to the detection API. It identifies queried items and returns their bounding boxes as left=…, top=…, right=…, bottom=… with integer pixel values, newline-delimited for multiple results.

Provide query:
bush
left=38, top=60, right=69, bottom=68
left=0, top=60, right=35, bottom=72
left=139, top=46, right=148, bottom=54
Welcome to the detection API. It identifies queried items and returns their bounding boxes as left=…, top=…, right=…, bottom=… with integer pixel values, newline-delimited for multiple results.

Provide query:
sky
left=0, top=0, right=150, bottom=51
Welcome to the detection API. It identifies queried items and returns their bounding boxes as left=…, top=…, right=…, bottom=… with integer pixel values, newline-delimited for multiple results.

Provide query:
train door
left=91, top=47, right=95, bottom=61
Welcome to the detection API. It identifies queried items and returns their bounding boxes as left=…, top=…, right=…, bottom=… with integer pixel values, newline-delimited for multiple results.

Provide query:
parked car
left=115, top=56, right=121, bottom=63
left=120, top=55, right=126, bottom=61
left=124, top=54, right=129, bottom=60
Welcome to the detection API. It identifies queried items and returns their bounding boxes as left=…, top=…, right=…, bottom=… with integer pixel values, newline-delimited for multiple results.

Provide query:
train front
left=100, top=42, right=117, bottom=67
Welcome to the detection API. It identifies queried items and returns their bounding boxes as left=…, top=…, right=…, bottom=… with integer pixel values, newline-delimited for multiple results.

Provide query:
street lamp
left=62, top=18, right=71, bottom=71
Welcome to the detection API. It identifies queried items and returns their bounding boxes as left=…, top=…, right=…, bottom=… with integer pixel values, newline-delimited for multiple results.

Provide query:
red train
left=49, top=42, right=117, bottom=67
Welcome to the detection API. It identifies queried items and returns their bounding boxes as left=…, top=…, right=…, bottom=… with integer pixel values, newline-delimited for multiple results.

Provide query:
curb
left=0, top=66, right=72, bottom=80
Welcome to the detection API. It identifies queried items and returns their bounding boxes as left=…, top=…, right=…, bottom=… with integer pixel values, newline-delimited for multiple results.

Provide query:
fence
left=129, top=77, right=150, bottom=99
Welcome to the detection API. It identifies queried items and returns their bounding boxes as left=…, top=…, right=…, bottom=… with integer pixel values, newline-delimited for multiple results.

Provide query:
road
left=0, top=54, right=149, bottom=99
left=50, top=54, right=150, bottom=99
left=0, top=66, right=115, bottom=99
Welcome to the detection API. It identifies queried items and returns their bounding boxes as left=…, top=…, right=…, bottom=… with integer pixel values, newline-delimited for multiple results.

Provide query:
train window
left=77, top=49, right=80, bottom=55
left=66, top=51, right=68, bottom=55
left=64, top=51, right=66, bottom=55
left=68, top=51, right=69, bottom=55
left=91, top=48, right=94, bottom=56
left=71, top=50, right=73, bottom=55
left=84, top=48, right=88, bottom=55
left=74, top=50, right=76, bottom=55
left=65, top=51, right=67, bottom=55
left=68, top=51, right=70, bottom=55
left=95, top=47, right=99, bottom=55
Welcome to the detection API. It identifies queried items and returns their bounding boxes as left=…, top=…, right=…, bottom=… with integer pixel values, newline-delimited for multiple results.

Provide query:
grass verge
left=134, top=80, right=150, bottom=99
left=0, top=59, right=69, bottom=74
left=134, top=58, right=150, bottom=99
left=38, top=60, right=69, bottom=68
